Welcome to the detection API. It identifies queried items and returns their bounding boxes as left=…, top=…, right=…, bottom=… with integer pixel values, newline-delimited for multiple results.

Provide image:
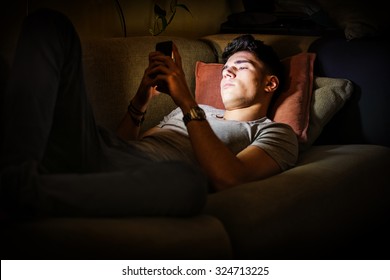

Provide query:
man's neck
left=223, top=104, right=268, bottom=121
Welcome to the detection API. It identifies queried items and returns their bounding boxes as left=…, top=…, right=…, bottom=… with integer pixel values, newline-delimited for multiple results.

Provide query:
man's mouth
left=222, top=82, right=234, bottom=89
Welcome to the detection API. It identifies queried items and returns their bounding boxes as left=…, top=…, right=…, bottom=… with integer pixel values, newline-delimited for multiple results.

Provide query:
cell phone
left=154, top=41, right=173, bottom=93
left=156, top=40, right=173, bottom=57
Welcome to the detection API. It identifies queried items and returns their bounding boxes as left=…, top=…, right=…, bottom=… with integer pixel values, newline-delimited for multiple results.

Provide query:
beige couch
left=2, top=34, right=389, bottom=260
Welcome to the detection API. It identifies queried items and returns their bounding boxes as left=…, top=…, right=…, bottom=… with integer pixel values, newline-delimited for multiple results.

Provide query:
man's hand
left=148, top=44, right=197, bottom=114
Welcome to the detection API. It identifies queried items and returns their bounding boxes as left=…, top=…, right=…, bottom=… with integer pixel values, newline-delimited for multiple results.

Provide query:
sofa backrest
left=308, top=36, right=390, bottom=146
left=82, top=36, right=216, bottom=132
left=201, top=34, right=319, bottom=62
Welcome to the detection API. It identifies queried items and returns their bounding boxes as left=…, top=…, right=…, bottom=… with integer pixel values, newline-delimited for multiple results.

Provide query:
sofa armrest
left=204, top=144, right=390, bottom=259
left=1, top=215, right=232, bottom=259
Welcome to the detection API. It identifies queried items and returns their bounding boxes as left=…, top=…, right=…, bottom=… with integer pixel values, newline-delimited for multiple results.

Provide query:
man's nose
left=223, top=66, right=236, bottom=78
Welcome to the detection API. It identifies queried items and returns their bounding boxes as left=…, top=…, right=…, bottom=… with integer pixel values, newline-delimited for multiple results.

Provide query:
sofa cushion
left=268, top=53, right=316, bottom=143
left=299, top=76, right=354, bottom=151
left=195, top=53, right=316, bottom=143
left=195, top=62, right=224, bottom=109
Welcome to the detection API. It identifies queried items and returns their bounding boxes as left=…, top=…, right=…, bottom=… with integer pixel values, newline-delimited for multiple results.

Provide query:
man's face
left=220, top=51, right=267, bottom=110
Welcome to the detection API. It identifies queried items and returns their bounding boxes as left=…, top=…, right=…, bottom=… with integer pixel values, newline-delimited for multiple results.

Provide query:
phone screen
left=156, top=41, right=173, bottom=57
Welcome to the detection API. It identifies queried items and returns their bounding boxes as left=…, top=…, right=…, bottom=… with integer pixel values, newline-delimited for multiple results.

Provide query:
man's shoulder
left=258, top=118, right=298, bottom=140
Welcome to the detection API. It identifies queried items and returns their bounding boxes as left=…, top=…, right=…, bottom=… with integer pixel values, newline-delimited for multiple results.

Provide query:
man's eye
left=238, top=67, right=248, bottom=70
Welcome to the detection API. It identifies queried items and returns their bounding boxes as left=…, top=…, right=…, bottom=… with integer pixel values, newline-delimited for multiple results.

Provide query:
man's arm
left=185, top=118, right=281, bottom=191
left=116, top=51, right=163, bottom=141
left=116, top=98, right=148, bottom=141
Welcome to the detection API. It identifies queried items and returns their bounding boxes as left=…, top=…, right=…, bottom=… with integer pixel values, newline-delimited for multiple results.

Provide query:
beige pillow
left=299, top=76, right=354, bottom=152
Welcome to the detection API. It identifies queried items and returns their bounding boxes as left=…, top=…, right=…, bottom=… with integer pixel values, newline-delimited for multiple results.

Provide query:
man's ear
left=264, top=75, right=279, bottom=93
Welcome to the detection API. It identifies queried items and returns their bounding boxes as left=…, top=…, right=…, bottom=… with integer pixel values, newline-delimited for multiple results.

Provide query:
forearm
left=116, top=99, right=148, bottom=141
left=116, top=113, right=141, bottom=141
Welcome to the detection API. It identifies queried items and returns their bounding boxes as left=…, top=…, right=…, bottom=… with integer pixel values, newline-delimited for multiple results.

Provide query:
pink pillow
left=195, top=63, right=225, bottom=109
left=194, top=52, right=316, bottom=143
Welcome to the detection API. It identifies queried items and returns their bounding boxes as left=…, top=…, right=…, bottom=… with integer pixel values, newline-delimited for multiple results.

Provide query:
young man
left=0, top=9, right=297, bottom=218
left=118, top=35, right=298, bottom=191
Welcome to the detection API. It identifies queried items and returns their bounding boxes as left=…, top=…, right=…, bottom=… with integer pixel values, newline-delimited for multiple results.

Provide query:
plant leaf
left=150, top=1, right=192, bottom=36
left=160, top=16, right=168, bottom=30
left=170, top=0, right=178, bottom=13
left=154, top=4, right=166, bottom=17
left=175, top=4, right=191, bottom=15
left=167, top=10, right=176, bottom=25
left=153, top=15, right=168, bottom=35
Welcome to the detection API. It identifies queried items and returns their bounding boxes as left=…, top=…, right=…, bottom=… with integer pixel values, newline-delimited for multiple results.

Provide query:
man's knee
left=22, top=8, right=78, bottom=46
left=25, top=8, right=72, bottom=29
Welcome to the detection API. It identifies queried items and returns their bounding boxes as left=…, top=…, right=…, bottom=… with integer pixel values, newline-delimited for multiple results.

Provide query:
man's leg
left=0, top=9, right=102, bottom=173
left=0, top=9, right=208, bottom=218
left=3, top=160, right=207, bottom=218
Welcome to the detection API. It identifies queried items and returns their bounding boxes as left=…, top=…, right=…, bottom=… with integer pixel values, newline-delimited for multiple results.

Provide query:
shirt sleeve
left=251, top=122, right=299, bottom=171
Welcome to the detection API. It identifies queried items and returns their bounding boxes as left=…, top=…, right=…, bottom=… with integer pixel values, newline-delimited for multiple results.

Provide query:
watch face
left=183, top=106, right=206, bottom=125
left=191, top=107, right=205, bottom=118
left=194, top=107, right=206, bottom=119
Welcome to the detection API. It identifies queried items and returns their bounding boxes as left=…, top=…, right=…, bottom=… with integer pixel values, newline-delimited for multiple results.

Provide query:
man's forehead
left=226, top=51, right=261, bottom=65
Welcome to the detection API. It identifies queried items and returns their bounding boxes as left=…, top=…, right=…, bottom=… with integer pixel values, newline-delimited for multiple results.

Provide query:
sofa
left=1, top=33, right=389, bottom=260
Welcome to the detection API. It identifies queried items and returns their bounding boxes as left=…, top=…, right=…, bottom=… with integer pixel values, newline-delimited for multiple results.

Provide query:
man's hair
left=222, top=34, right=286, bottom=97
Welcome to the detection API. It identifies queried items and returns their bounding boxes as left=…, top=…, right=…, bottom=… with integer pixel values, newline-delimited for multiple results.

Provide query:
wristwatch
left=183, top=106, right=206, bottom=126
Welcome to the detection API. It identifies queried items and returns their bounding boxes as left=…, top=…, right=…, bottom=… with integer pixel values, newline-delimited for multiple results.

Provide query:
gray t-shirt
left=127, top=105, right=298, bottom=171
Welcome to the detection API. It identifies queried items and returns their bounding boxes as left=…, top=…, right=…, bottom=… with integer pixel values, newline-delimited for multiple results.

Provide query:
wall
left=0, top=0, right=242, bottom=66
left=0, top=0, right=244, bottom=102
